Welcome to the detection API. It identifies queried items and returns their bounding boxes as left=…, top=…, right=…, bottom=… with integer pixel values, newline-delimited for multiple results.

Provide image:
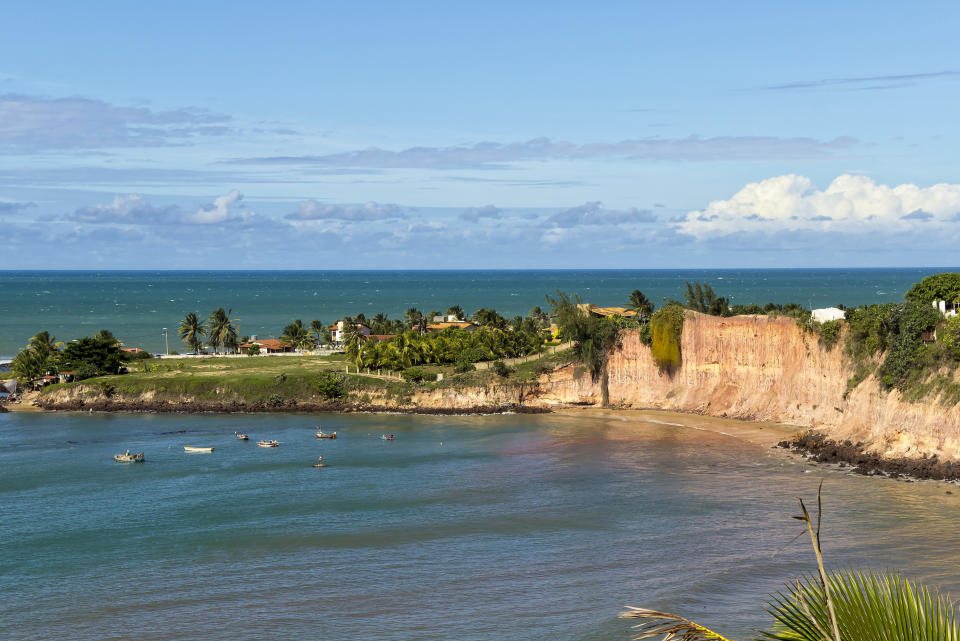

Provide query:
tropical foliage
left=627, top=289, right=655, bottom=321
left=59, top=335, right=125, bottom=378
left=547, top=290, right=623, bottom=381
left=281, top=319, right=313, bottom=351
left=207, top=308, right=238, bottom=353
left=621, top=489, right=960, bottom=641
left=649, top=304, right=685, bottom=372
left=904, top=272, right=960, bottom=305
left=178, top=313, right=207, bottom=353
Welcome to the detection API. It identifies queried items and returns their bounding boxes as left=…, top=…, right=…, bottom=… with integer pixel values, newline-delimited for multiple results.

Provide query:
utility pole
left=162, top=328, right=169, bottom=356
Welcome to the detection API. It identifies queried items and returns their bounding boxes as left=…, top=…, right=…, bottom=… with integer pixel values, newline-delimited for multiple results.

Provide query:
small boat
left=379, top=434, right=395, bottom=441
left=312, top=456, right=327, bottom=468
left=257, top=440, right=279, bottom=448
left=184, top=446, right=214, bottom=453
left=315, top=430, right=337, bottom=439
left=114, top=450, right=144, bottom=463
left=236, top=433, right=249, bottom=440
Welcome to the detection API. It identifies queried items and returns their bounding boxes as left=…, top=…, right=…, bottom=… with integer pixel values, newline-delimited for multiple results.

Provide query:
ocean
left=0, top=268, right=950, bottom=358
left=3, top=410, right=959, bottom=640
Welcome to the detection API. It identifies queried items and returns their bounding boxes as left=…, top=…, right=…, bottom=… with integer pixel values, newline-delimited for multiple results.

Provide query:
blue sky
left=2, top=1, right=960, bottom=268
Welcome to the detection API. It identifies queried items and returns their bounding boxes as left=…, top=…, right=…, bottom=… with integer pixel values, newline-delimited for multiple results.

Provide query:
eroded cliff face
left=528, top=312, right=960, bottom=461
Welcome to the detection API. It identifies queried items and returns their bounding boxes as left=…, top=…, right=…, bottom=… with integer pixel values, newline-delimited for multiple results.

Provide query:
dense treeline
left=9, top=329, right=139, bottom=385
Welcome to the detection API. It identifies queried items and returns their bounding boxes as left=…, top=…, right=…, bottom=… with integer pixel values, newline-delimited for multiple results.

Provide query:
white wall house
left=933, top=300, right=959, bottom=318
left=330, top=321, right=372, bottom=343
left=812, top=307, right=846, bottom=323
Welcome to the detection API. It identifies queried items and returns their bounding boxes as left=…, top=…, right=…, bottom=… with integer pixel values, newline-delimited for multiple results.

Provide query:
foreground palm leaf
left=619, top=606, right=736, bottom=641
left=759, top=568, right=960, bottom=641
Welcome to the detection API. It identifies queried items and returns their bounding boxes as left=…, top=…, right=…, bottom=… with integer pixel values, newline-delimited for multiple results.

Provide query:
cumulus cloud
left=222, top=135, right=856, bottom=170
left=459, top=205, right=502, bottom=222
left=70, top=194, right=179, bottom=224
left=678, top=174, right=960, bottom=239
left=545, top=201, right=657, bottom=228
left=0, top=93, right=232, bottom=151
left=188, top=190, right=248, bottom=224
left=286, top=200, right=405, bottom=221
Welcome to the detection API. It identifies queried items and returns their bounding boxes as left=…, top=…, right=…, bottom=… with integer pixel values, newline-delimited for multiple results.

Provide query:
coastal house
left=933, top=300, right=960, bottom=318
left=367, top=334, right=396, bottom=342
left=431, top=314, right=464, bottom=323
left=812, top=307, right=846, bottom=323
left=329, top=321, right=372, bottom=343
left=121, top=347, right=147, bottom=355
left=425, top=321, right=479, bottom=333
left=237, top=338, right=292, bottom=353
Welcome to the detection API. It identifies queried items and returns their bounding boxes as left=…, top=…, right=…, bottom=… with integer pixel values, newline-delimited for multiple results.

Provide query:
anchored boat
left=257, top=440, right=279, bottom=448
left=114, top=450, right=144, bottom=463
left=184, top=446, right=214, bottom=453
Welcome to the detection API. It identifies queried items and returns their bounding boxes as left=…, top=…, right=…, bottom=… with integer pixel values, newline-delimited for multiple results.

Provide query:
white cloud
left=678, top=174, right=960, bottom=239
left=71, top=194, right=178, bottom=224
left=188, top=190, right=249, bottom=224
left=545, top=201, right=657, bottom=227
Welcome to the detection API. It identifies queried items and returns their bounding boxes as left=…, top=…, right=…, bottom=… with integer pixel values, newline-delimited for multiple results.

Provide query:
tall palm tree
left=445, top=305, right=465, bottom=321
left=28, top=331, right=62, bottom=360
left=341, top=322, right=365, bottom=359
left=404, top=308, right=424, bottom=333
left=281, top=320, right=312, bottom=351
left=627, top=289, right=655, bottom=322
left=309, top=319, right=325, bottom=346
left=207, top=308, right=238, bottom=354
left=178, top=313, right=207, bottom=354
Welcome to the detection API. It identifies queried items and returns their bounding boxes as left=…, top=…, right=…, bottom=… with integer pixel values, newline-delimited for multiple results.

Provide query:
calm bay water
left=2, top=410, right=959, bottom=640
left=0, top=268, right=951, bottom=358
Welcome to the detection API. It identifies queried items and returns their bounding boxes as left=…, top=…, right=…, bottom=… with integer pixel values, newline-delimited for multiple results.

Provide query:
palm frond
left=619, top=606, right=737, bottom=641
left=759, top=568, right=960, bottom=641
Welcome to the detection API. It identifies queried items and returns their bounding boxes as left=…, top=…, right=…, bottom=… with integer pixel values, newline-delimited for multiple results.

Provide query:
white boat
left=257, top=440, right=279, bottom=448
left=184, top=446, right=214, bottom=453
left=315, top=430, right=337, bottom=439
left=114, top=450, right=144, bottom=463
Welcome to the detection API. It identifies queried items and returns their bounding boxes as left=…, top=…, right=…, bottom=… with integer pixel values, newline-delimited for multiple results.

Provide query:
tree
left=28, top=331, right=62, bottom=361
left=445, top=305, right=465, bottom=320
left=207, top=308, right=238, bottom=354
left=59, top=335, right=124, bottom=377
left=472, top=308, right=507, bottom=329
left=341, top=322, right=365, bottom=361
left=309, top=319, right=325, bottom=346
left=178, top=313, right=207, bottom=353
left=281, top=319, right=313, bottom=351
left=547, top=290, right=621, bottom=406
left=11, top=346, right=50, bottom=385
left=904, top=272, right=960, bottom=305
left=527, top=306, right=550, bottom=327
left=627, top=289, right=655, bottom=321
left=682, top=281, right=730, bottom=316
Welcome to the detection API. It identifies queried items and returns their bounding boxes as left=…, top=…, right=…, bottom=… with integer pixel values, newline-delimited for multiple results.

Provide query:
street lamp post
left=162, top=328, right=169, bottom=356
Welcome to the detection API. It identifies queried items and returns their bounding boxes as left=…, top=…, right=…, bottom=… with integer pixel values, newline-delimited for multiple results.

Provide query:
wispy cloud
left=0, top=200, right=35, bottom=215
left=760, top=70, right=959, bottom=91
left=70, top=194, right=179, bottom=224
left=544, top=201, right=657, bottom=228
left=220, top=135, right=856, bottom=170
left=286, top=200, right=405, bottom=221
left=0, top=93, right=233, bottom=151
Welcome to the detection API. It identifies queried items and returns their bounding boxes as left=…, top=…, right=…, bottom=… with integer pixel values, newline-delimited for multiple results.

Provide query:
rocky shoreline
left=33, top=396, right=551, bottom=416
left=779, top=430, right=960, bottom=482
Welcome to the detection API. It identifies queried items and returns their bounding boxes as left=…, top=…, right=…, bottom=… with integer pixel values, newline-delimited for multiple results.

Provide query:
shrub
left=73, top=362, right=100, bottom=381
left=492, top=360, right=511, bottom=377
left=401, top=367, right=427, bottom=382
left=246, top=345, right=260, bottom=356
left=650, top=305, right=685, bottom=372
left=316, top=371, right=346, bottom=399
left=818, top=319, right=843, bottom=350
left=267, top=393, right=283, bottom=407
left=453, top=357, right=475, bottom=373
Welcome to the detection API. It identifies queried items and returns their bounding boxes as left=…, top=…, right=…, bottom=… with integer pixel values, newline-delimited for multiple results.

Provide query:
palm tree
left=627, top=289, right=655, bottom=322
left=310, top=319, right=325, bottom=346
left=620, top=491, right=960, bottom=641
left=28, top=331, right=62, bottom=360
left=445, top=305, right=465, bottom=321
left=404, top=308, right=424, bottom=333
left=281, top=320, right=312, bottom=352
left=11, top=346, right=50, bottom=385
left=207, top=308, right=238, bottom=354
left=341, top=322, right=365, bottom=359
left=178, top=313, right=207, bottom=354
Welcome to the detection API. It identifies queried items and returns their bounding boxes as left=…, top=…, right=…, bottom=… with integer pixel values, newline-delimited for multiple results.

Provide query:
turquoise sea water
left=3, top=410, right=960, bottom=640
left=0, top=268, right=951, bottom=358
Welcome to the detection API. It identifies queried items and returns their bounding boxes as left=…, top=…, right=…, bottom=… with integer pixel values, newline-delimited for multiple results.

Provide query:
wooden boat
left=184, top=446, right=214, bottom=453
left=257, top=440, right=279, bottom=448
left=114, top=450, right=144, bottom=463
left=315, top=430, right=337, bottom=439
left=236, top=433, right=249, bottom=440
left=311, top=463, right=327, bottom=468
left=380, top=434, right=395, bottom=441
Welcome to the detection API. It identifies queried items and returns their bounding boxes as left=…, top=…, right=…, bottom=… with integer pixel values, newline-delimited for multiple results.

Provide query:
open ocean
left=3, top=410, right=960, bottom=641
left=0, top=268, right=950, bottom=358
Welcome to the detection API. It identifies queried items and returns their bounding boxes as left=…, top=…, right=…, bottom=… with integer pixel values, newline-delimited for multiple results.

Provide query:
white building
left=933, top=300, right=959, bottom=318
left=811, top=307, right=846, bottom=323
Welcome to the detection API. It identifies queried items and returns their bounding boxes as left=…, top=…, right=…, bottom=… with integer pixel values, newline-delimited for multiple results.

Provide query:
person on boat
left=317, top=456, right=323, bottom=464
left=125, top=449, right=130, bottom=456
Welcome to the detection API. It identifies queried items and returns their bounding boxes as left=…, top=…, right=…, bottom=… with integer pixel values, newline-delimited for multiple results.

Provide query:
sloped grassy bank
left=35, top=350, right=574, bottom=415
